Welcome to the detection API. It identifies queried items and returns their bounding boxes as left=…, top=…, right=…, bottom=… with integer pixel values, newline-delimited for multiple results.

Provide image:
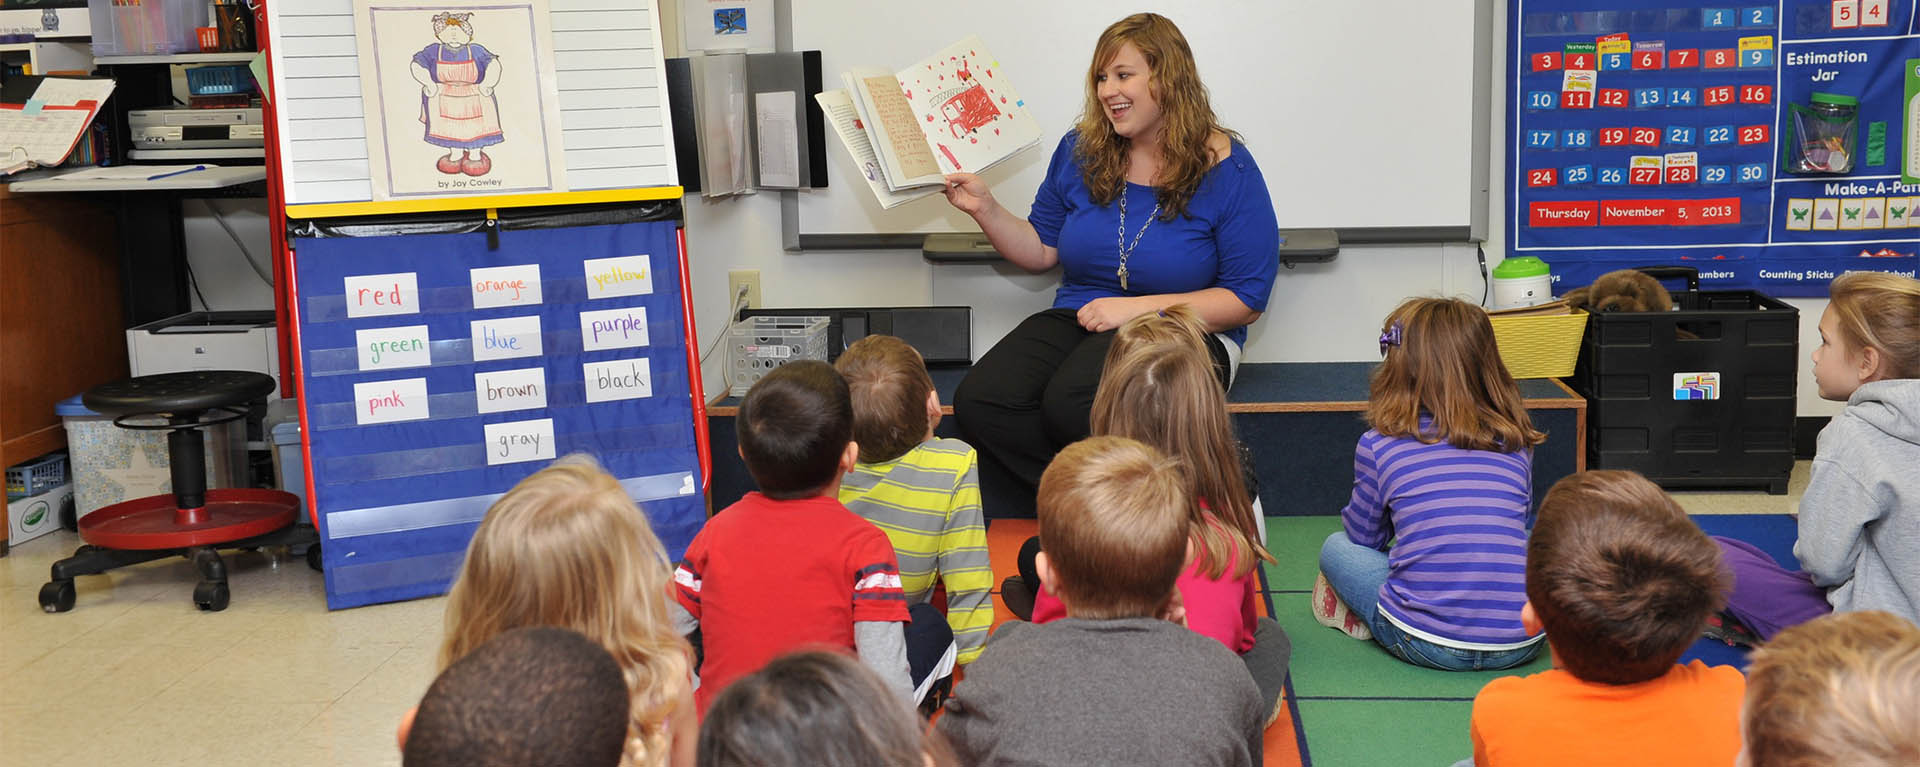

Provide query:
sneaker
left=1001, top=575, right=1035, bottom=622
left=1310, top=572, right=1372, bottom=641
left=1703, top=611, right=1762, bottom=647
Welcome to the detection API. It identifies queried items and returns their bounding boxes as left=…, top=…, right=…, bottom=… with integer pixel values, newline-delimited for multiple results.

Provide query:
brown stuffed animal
left=1561, top=269, right=1675, bottom=313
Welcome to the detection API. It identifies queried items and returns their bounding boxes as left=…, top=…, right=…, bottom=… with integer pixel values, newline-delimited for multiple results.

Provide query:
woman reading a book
left=943, top=12, right=1279, bottom=517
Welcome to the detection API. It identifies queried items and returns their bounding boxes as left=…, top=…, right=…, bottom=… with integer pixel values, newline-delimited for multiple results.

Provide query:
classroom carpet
left=983, top=514, right=1794, bottom=766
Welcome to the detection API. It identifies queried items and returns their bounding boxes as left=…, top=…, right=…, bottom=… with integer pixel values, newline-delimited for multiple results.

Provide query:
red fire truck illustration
left=939, top=83, right=1001, bottom=138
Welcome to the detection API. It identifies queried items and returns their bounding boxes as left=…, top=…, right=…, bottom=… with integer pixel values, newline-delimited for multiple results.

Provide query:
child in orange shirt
left=1469, top=470, right=1745, bottom=767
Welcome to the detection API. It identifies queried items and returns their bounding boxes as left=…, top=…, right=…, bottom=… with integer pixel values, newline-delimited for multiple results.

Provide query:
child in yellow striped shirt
left=837, top=336, right=993, bottom=673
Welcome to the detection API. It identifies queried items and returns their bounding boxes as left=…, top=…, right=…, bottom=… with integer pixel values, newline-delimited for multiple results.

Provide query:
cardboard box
left=8, top=484, right=73, bottom=548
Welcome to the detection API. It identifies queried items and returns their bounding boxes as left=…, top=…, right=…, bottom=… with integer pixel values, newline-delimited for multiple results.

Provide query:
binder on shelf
left=0, top=75, right=113, bottom=175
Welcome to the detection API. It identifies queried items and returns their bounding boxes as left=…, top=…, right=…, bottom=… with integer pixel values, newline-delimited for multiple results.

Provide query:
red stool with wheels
left=39, top=371, right=314, bottom=613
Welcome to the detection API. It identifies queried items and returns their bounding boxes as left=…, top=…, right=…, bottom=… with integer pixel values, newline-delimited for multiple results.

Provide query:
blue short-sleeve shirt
left=1027, top=132, right=1280, bottom=346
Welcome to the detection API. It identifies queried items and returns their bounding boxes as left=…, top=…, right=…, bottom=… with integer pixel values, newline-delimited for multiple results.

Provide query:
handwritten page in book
left=896, top=35, right=1041, bottom=175
left=29, top=78, right=115, bottom=108
left=851, top=70, right=942, bottom=187
left=814, top=89, right=938, bottom=209
left=0, top=106, right=91, bottom=166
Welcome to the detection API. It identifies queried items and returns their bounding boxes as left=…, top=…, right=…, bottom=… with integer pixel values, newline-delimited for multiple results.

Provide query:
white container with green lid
left=1490, top=256, right=1553, bottom=310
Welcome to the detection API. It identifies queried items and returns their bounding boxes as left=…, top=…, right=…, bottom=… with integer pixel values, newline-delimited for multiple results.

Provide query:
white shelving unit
left=130, top=147, right=266, bottom=161
left=0, top=40, right=93, bottom=74
left=93, top=52, right=257, bottom=66
left=7, top=165, right=266, bottom=192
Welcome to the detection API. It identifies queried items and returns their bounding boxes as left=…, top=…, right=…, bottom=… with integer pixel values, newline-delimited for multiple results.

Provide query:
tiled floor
left=0, top=461, right=1809, bottom=767
left=0, top=542, right=441, bottom=767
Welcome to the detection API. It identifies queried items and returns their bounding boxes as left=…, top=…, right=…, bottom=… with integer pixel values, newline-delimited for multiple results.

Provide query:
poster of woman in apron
left=355, top=1, right=568, bottom=200
left=410, top=13, right=503, bottom=177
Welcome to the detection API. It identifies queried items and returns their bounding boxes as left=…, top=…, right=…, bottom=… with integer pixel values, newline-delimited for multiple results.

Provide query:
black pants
left=954, top=308, right=1231, bottom=518
left=905, top=602, right=954, bottom=692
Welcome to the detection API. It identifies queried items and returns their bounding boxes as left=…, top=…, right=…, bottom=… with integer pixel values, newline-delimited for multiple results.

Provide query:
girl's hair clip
left=1378, top=323, right=1403, bottom=356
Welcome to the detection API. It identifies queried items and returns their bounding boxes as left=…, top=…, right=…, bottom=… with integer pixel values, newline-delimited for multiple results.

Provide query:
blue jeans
left=1319, top=532, right=1542, bottom=672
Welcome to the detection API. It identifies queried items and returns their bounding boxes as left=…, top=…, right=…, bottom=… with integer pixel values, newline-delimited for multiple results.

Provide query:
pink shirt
left=1032, top=512, right=1259, bottom=653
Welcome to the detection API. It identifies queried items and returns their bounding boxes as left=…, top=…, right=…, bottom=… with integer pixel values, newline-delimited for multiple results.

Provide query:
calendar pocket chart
left=1509, top=0, right=1918, bottom=295
left=291, top=215, right=705, bottom=609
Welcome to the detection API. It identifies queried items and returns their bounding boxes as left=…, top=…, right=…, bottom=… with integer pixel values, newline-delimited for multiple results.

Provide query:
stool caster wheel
left=306, top=544, right=322, bottom=572
left=193, top=581, right=230, bottom=612
left=40, top=581, right=75, bottom=613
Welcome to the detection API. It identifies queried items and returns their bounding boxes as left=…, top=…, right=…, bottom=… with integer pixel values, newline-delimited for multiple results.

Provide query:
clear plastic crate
left=6, top=452, right=68, bottom=499
left=728, top=316, right=829, bottom=397
left=88, top=0, right=205, bottom=57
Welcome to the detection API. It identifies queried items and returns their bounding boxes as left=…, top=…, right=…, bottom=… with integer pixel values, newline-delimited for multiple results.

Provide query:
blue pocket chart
left=292, top=217, right=706, bottom=609
left=1509, top=0, right=1918, bottom=295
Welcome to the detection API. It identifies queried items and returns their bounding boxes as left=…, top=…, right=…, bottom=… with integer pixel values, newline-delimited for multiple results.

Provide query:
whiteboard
left=792, top=0, right=1493, bottom=238
left=268, top=0, right=678, bottom=207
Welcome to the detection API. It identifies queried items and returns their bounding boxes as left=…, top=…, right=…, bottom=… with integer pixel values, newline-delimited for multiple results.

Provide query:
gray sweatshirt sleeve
left=854, top=619, right=914, bottom=704
left=1794, top=457, right=1883, bottom=588
left=668, top=600, right=699, bottom=636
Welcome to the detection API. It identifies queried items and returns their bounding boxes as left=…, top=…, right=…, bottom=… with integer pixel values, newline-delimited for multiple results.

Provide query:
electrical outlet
left=727, top=269, right=762, bottom=310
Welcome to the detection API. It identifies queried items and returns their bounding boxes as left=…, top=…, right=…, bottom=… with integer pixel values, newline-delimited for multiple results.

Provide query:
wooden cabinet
left=0, top=187, right=127, bottom=549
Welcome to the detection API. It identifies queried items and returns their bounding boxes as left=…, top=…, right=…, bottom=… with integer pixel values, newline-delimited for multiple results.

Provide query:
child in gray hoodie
left=1716, top=272, right=1920, bottom=639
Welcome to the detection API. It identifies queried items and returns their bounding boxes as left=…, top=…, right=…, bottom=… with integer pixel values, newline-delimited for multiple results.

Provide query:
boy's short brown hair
left=1743, top=611, right=1920, bottom=767
left=835, top=335, right=935, bottom=464
left=1036, top=436, right=1189, bottom=620
left=737, top=361, right=852, bottom=500
left=1526, top=470, right=1729, bottom=685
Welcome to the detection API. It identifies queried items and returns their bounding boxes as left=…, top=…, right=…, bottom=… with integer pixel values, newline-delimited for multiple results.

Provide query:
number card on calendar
left=1506, top=0, right=1919, bottom=296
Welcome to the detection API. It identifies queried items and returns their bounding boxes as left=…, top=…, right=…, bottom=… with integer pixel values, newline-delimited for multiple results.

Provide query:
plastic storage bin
left=87, top=0, right=204, bottom=57
left=728, top=316, right=829, bottom=396
left=185, top=65, right=256, bottom=96
left=1569, top=268, right=1798, bottom=494
left=266, top=398, right=304, bottom=506
left=57, top=394, right=247, bottom=521
left=7, top=451, right=68, bottom=499
left=9, top=484, right=73, bottom=548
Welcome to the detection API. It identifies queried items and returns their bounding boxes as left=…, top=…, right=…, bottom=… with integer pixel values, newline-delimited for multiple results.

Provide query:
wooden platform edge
left=710, top=379, right=1589, bottom=418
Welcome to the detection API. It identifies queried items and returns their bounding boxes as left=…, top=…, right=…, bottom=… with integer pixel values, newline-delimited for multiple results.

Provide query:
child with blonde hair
left=1714, top=272, right=1920, bottom=640
left=1314, top=297, right=1546, bottom=670
left=1741, top=610, right=1920, bottom=767
left=1010, top=307, right=1276, bottom=648
left=438, top=454, right=694, bottom=767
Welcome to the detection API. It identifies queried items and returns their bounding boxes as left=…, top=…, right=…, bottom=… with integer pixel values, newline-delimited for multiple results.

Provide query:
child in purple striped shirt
left=1311, top=297, right=1548, bottom=671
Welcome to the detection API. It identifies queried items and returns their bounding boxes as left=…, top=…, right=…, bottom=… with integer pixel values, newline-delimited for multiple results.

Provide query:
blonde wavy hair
left=1074, top=13, right=1238, bottom=219
left=1094, top=307, right=1274, bottom=579
left=439, top=454, right=691, bottom=767
left=1742, top=610, right=1920, bottom=767
left=1826, top=271, right=1920, bottom=379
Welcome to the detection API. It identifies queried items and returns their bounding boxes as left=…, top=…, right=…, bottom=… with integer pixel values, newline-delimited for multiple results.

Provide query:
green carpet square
left=1297, top=699, right=1474, bottom=766
left=1262, top=516, right=1343, bottom=592
left=1272, top=585, right=1550, bottom=700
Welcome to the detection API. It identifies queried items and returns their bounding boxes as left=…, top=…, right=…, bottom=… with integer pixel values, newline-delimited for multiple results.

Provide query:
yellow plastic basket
left=1488, top=308, right=1590, bottom=379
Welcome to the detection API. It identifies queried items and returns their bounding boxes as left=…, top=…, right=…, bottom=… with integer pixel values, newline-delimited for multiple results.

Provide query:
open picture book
left=814, top=35, right=1041, bottom=209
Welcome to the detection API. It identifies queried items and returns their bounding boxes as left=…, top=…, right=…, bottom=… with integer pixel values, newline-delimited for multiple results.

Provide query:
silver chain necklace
left=1115, top=191, right=1161, bottom=292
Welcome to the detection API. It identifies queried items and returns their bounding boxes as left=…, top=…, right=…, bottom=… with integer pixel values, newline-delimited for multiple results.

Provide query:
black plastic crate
left=1569, top=268, right=1799, bottom=494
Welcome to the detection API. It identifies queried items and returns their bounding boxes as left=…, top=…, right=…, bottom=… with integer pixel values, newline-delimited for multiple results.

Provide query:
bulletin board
left=1507, top=1, right=1919, bottom=296
left=266, top=0, right=680, bottom=218
left=290, top=211, right=706, bottom=609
